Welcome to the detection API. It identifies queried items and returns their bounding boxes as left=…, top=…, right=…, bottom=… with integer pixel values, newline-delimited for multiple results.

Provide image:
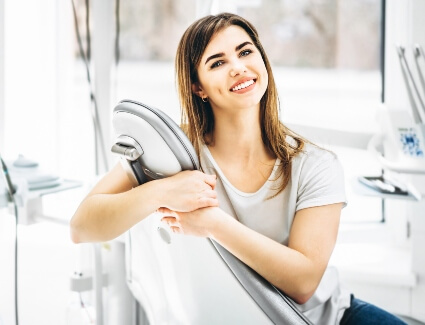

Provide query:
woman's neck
left=207, top=107, right=274, bottom=164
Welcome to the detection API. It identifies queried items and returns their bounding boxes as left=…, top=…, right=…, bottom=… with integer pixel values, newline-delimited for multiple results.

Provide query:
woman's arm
left=70, top=162, right=218, bottom=243
left=160, top=202, right=342, bottom=305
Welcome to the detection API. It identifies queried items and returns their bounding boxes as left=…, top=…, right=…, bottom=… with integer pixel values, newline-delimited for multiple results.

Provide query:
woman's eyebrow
left=204, top=41, right=254, bottom=65
left=205, top=53, right=224, bottom=65
left=235, top=41, right=252, bottom=51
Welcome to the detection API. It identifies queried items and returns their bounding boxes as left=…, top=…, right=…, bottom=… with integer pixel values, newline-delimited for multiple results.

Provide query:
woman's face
left=193, top=25, right=268, bottom=114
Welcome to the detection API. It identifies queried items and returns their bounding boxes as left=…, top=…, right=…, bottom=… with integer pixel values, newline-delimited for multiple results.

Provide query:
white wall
left=3, top=0, right=57, bottom=169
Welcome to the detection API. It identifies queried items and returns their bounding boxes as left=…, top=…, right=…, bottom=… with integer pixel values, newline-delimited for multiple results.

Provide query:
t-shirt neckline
left=202, top=144, right=280, bottom=197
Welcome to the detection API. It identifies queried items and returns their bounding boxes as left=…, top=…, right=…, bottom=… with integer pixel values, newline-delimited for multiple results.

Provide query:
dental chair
left=111, top=99, right=312, bottom=325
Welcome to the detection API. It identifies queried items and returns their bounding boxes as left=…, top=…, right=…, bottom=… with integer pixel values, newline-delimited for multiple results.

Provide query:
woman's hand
left=158, top=170, right=218, bottom=212
left=158, top=206, right=224, bottom=238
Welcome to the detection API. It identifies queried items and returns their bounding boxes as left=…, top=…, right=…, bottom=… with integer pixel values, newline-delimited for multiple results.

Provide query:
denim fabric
left=340, top=295, right=407, bottom=325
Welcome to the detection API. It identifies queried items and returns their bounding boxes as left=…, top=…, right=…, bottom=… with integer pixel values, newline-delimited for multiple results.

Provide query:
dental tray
left=358, top=176, right=409, bottom=195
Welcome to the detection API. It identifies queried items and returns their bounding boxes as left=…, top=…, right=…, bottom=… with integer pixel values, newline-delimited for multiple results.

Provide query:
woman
left=71, top=13, right=406, bottom=325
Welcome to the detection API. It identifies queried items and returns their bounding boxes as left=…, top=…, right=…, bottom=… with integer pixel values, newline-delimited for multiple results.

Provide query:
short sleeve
left=296, top=148, right=347, bottom=211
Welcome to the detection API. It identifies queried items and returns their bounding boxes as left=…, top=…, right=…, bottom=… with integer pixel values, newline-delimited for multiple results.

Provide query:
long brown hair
left=175, top=13, right=305, bottom=194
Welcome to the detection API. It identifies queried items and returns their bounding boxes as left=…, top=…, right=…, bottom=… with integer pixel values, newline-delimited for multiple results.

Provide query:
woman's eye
left=211, top=60, right=224, bottom=69
left=240, top=49, right=252, bottom=57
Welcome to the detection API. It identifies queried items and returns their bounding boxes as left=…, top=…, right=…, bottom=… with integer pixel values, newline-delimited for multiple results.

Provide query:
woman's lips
left=230, top=78, right=256, bottom=92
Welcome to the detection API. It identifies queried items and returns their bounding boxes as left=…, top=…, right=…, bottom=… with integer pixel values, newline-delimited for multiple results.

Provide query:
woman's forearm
left=209, top=213, right=318, bottom=304
left=70, top=180, right=162, bottom=243
left=70, top=168, right=218, bottom=243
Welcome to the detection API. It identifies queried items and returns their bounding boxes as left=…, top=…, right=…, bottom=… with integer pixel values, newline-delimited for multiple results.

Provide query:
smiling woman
left=70, top=11, right=405, bottom=325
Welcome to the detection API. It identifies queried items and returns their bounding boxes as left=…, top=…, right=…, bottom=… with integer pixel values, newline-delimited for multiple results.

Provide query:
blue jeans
left=340, top=295, right=407, bottom=325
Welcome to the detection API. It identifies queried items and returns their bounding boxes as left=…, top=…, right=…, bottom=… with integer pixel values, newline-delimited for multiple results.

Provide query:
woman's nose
left=229, top=60, right=247, bottom=77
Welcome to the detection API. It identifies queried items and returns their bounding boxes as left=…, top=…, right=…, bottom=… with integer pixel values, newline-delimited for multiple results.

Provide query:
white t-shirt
left=200, top=141, right=351, bottom=325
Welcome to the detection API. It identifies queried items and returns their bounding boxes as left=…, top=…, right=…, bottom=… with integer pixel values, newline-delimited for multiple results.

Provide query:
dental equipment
left=111, top=99, right=312, bottom=325
left=396, top=45, right=425, bottom=123
left=367, top=110, right=425, bottom=175
left=1, top=153, right=85, bottom=325
left=413, top=44, right=425, bottom=99
left=0, top=155, right=82, bottom=225
left=366, top=47, right=425, bottom=175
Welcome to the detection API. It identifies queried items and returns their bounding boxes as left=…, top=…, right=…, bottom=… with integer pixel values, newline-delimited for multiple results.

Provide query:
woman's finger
left=202, top=189, right=217, bottom=199
left=158, top=207, right=179, bottom=217
left=198, top=197, right=219, bottom=208
left=203, top=174, right=217, bottom=189
left=170, top=226, right=182, bottom=234
left=161, top=216, right=172, bottom=224
left=161, top=216, right=178, bottom=224
left=158, top=207, right=170, bottom=214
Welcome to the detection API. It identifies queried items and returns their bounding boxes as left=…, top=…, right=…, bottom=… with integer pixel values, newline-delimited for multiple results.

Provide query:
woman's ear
left=191, top=82, right=205, bottom=98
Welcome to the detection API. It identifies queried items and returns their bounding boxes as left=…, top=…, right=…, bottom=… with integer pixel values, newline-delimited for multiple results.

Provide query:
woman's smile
left=229, top=78, right=257, bottom=93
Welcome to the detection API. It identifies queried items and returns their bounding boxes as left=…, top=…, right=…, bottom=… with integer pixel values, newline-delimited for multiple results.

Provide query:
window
left=1, top=0, right=384, bottom=223
left=107, top=0, right=383, bottom=133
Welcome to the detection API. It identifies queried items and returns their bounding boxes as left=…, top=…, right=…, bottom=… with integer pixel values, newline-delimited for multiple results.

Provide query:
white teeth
left=232, top=79, right=254, bottom=91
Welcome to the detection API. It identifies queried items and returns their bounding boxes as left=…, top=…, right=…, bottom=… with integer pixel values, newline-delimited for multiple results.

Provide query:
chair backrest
left=112, top=99, right=312, bottom=325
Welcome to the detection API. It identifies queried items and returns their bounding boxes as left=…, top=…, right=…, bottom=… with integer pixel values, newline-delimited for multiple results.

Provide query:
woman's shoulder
left=303, top=143, right=337, bottom=160
left=286, top=135, right=337, bottom=162
left=285, top=137, right=340, bottom=176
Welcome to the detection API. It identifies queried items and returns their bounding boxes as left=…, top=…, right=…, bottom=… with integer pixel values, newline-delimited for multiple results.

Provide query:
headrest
left=111, top=99, right=199, bottom=186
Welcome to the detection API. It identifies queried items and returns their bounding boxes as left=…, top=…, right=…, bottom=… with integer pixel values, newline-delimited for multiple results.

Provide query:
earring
left=201, top=97, right=208, bottom=103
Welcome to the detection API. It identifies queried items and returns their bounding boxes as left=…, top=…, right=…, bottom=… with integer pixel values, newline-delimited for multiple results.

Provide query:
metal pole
left=92, top=0, right=114, bottom=175
left=396, top=46, right=425, bottom=123
left=93, top=243, right=104, bottom=325
left=413, top=44, right=425, bottom=98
